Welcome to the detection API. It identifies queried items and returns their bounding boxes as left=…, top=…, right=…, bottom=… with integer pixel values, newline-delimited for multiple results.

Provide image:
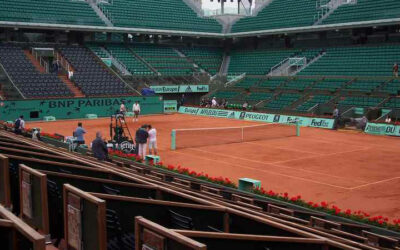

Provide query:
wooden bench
left=135, top=216, right=206, bottom=250
left=175, top=230, right=354, bottom=250
left=63, top=184, right=107, bottom=250
left=0, top=204, right=45, bottom=250
left=19, top=165, right=50, bottom=237
left=362, top=230, right=399, bottom=249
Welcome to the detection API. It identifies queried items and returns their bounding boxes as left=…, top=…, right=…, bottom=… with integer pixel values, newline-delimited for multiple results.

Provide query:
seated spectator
left=32, top=128, right=41, bottom=141
left=385, top=116, right=392, bottom=123
left=200, top=98, right=206, bottom=107
left=92, top=131, right=109, bottom=161
left=211, top=97, right=218, bottom=107
left=242, top=101, right=249, bottom=110
left=220, top=99, right=227, bottom=109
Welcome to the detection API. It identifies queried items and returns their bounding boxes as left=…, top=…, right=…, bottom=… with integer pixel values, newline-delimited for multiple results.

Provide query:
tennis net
left=171, top=122, right=299, bottom=150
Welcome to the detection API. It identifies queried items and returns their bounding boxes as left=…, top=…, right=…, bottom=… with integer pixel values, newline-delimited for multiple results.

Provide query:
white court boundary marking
left=170, top=150, right=352, bottom=190
left=186, top=147, right=371, bottom=185
left=173, top=146, right=400, bottom=190
left=349, top=177, right=400, bottom=190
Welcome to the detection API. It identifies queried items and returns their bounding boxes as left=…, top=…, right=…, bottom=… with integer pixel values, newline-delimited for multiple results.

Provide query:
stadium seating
left=323, top=0, right=400, bottom=25
left=234, top=78, right=261, bottom=88
left=258, top=78, right=287, bottom=89
left=232, top=0, right=316, bottom=33
left=299, top=46, right=400, bottom=76
left=0, top=44, right=73, bottom=98
left=310, top=78, right=350, bottom=92
left=281, top=78, right=316, bottom=91
left=380, top=79, right=400, bottom=95
left=229, top=49, right=300, bottom=75
left=338, top=96, right=384, bottom=108
left=1, top=127, right=400, bottom=249
left=246, top=92, right=274, bottom=102
left=101, top=44, right=154, bottom=76
left=383, top=97, right=400, bottom=109
left=264, top=93, right=301, bottom=110
left=130, top=44, right=196, bottom=76
left=296, top=95, right=333, bottom=112
left=179, top=47, right=223, bottom=75
left=0, top=0, right=105, bottom=26
left=60, top=46, right=131, bottom=96
left=344, top=79, right=386, bottom=93
left=98, top=0, right=222, bottom=33
left=213, top=91, right=240, bottom=99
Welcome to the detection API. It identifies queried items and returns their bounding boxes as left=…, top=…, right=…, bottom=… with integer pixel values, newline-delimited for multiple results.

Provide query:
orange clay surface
left=29, top=113, right=400, bottom=220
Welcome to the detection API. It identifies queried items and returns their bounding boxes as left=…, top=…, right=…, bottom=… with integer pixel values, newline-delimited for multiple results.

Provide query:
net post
left=171, top=129, right=176, bottom=150
left=296, top=122, right=300, bottom=136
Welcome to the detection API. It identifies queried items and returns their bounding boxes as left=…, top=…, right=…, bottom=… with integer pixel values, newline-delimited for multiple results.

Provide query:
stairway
left=58, top=75, right=85, bottom=98
left=89, top=1, right=114, bottom=27
left=0, top=87, right=4, bottom=100
left=24, top=50, right=46, bottom=73
left=292, top=52, right=326, bottom=76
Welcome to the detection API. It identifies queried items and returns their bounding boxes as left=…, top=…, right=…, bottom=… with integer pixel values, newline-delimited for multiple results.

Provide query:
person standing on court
left=148, top=125, right=158, bottom=155
left=74, top=122, right=86, bottom=147
left=332, top=105, right=340, bottom=130
left=92, top=131, right=109, bottom=161
left=132, top=101, right=141, bottom=122
left=135, top=124, right=149, bottom=159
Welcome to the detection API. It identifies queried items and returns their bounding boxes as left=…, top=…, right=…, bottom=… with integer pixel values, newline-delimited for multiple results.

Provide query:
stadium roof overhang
left=229, top=18, right=400, bottom=38
left=0, top=18, right=399, bottom=39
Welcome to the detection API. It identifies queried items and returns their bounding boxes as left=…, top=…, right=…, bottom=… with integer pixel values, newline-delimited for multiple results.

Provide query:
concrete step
left=58, top=75, right=85, bottom=98
left=24, top=50, right=46, bottom=73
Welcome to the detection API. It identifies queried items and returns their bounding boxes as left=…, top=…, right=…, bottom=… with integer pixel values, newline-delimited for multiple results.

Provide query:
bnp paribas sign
left=150, top=85, right=209, bottom=93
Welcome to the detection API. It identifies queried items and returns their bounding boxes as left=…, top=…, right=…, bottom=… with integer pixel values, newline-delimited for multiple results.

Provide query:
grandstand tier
left=98, top=0, right=222, bottom=33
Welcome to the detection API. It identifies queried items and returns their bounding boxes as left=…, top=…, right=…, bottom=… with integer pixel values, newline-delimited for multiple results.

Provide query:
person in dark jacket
left=135, top=125, right=149, bottom=159
left=92, top=131, right=108, bottom=161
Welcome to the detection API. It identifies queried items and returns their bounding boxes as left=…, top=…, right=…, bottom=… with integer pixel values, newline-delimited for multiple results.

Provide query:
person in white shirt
left=385, top=116, right=392, bottom=123
left=120, top=102, right=127, bottom=116
left=147, top=125, right=157, bottom=155
left=132, top=101, right=141, bottom=122
left=68, top=70, right=74, bottom=80
left=211, top=97, right=218, bottom=108
left=32, top=128, right=41, bottom=141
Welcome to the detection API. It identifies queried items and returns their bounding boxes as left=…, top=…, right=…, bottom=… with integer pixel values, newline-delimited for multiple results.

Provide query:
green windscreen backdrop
left=0, top=96, right=163, bottom=121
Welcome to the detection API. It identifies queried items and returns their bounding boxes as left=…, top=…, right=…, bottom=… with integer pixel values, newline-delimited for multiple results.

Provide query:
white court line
left=187, top=147, right=369, bottom=184
left=349, top=177, right=400, bottom=190
left=270, top=147, right=371, bottom=165
left=169, top=150, right=352, bottom=190
left=244, top=141, right=323, bottom=156
left=299, top=136, right=400, bottom=152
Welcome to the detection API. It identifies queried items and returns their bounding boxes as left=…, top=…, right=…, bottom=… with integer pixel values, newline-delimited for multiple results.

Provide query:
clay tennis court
left=28, top=113, right=400, bottom=220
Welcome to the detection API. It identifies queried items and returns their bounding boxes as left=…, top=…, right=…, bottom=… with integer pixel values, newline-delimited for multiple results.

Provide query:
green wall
left=0, top=96, right=163, bottom=121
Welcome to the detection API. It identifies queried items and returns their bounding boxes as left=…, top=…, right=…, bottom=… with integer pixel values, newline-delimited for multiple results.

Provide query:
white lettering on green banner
left=150, top=85, right=209, bottom=93
left=163, top=100, right=177, bottom=113
left=364, top=123, right=400, bottom=136
left=179, top=107, right=335, bottom=129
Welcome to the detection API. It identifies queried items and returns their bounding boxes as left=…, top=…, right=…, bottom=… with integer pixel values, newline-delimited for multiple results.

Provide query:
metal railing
left=31, top=48, right=49, bottom=73
left=55, top=52, right=72, bottom=72
left=0, top=62, right=25, bottom=99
